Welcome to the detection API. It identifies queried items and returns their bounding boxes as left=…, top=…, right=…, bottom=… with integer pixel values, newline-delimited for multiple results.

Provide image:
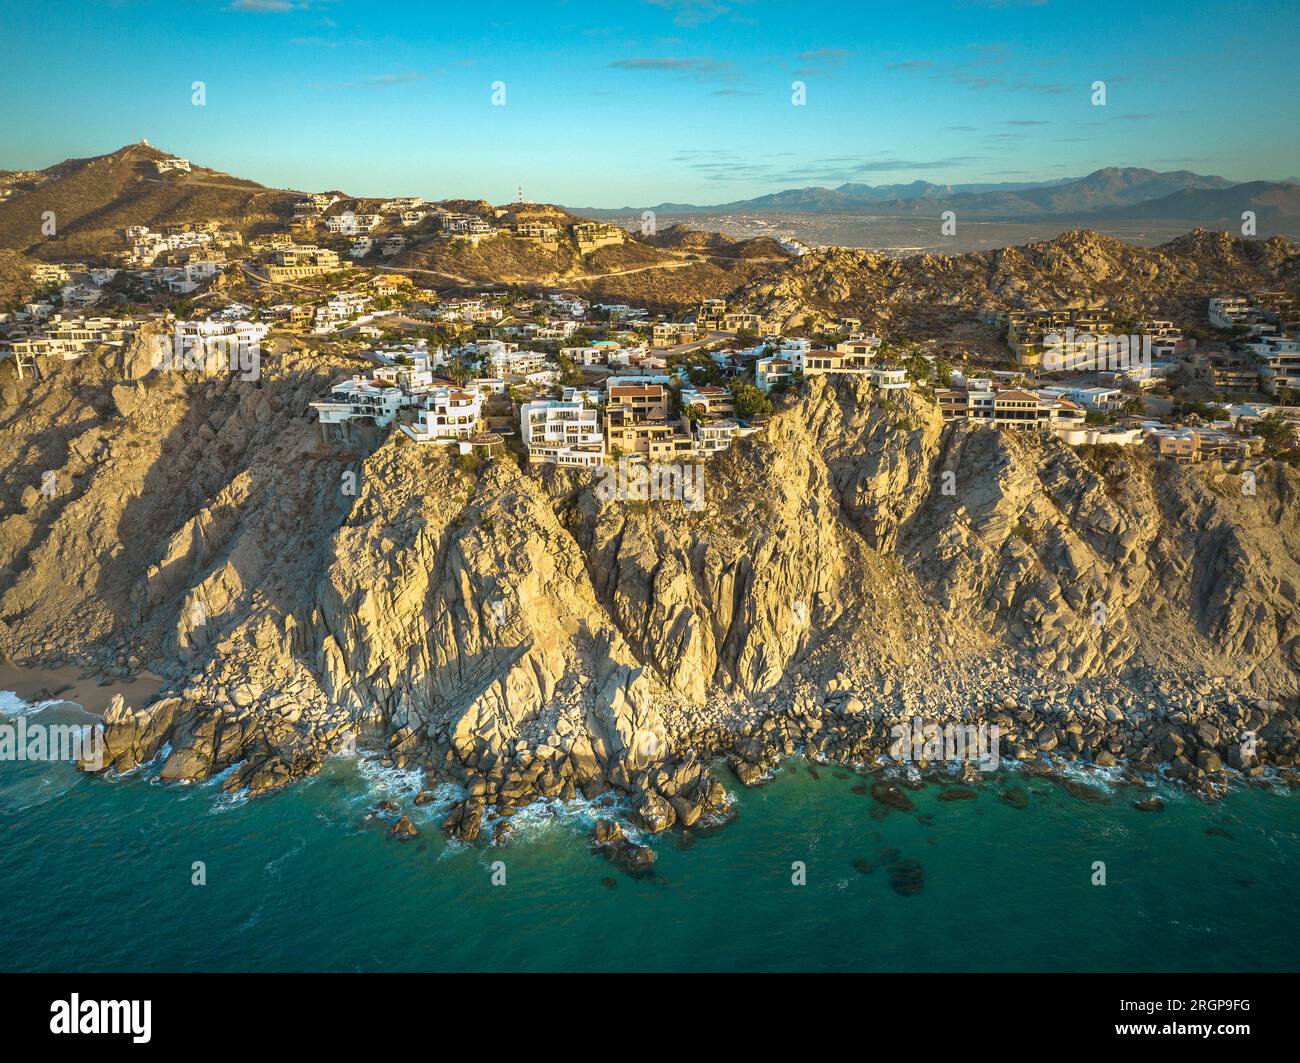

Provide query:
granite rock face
left=2, top=336, right=1297, bottom=815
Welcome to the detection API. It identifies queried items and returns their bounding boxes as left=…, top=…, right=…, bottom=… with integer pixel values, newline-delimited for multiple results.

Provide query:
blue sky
left=2, top=0, right=1297, bottom=205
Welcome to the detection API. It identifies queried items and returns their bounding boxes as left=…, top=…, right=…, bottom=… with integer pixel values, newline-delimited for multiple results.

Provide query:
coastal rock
left=390, top=815, right=418, bottom=839
left=870, top=781, right=915, bottom=812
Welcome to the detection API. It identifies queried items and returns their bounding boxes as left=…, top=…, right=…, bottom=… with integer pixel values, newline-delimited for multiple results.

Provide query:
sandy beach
left=0, top=661, right=163, bottom=717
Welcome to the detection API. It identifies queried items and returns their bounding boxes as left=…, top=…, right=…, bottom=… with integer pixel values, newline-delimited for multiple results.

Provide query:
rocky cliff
left=0, top=337, right=1296, bottom=830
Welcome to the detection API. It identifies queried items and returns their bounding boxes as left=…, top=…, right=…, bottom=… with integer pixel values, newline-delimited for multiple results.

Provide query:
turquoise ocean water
left=1, top=702, right=1297, bottom=972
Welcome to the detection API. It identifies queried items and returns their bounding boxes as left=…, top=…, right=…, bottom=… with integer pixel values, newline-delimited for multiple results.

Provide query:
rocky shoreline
left=31, top=646, right=1290, bottom=877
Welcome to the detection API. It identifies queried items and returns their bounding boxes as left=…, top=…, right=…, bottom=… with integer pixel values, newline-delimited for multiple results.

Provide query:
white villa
left=680, top=385, right=735, bottom=417
left=693, top=417, right=740, bottom=455
left=756, top=356, right=795, bottom=393
left=401, top=387, right=483, bottom=443
left=520, top=400, right=606, bottom=467
left=311, top=377, right=403, bottom=431
left=870, top=365, right=910, bottom=390
left=488, top=349, right=549, bottom=376
left=1039, top=384, right=1124, bottom=411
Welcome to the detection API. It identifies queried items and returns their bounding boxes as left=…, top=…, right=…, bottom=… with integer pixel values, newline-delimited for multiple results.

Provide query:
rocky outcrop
left=743, top=229, right=1300, bottom=338
left=3, top=336, right=1298, bottom=822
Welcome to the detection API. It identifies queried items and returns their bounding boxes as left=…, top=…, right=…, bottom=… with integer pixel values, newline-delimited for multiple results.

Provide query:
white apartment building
left=775, top=337, right=813, bottom=371
left=1208, top=296, right=1253, bottom=329
left=870, top=365, right=910, bottom=390
left=381, top=197, right=424, bottom=212
left=693, top=417, right=740, bottom=455
left=325, top=213, right=382, bottom=235
left=8, top=316, right=137, bottom=360
left=756, top=356, right=794, bottom=393
left=1244, top=335, right=1300, bottom=395
left=561, top=345, right=610, bottom=366
left=402, top=387, right=484, bottom=442
left=175, top=318, right=269, bottom=350
left=488, top=349, right=549, bottom=376
left=804, top=346, right=876, bottom=378
left=520, top=400, right=606, bottom=467
left=1038, top=384, right=1124, bottom=411
left=680, top=385, right=735, bottom=416
left=313, top=293, right=372, bottom=332
left=31, top=263, right=73, bottom=286
left=311, top=377, right=403, bottom=430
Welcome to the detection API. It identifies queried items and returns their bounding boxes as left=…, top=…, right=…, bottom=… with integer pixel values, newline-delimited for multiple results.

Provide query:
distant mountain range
left=574, top=167, right=1300, bottom=223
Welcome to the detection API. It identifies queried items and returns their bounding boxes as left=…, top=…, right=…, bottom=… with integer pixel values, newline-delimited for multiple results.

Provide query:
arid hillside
left=743, top=229, right=1300, bottom=333
left=0, top=143, right=301, bottom=259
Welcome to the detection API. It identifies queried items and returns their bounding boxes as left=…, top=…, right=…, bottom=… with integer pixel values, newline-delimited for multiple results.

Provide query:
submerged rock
left=888, top=859, right=924, bottom=896
left=870, top=782, right=915, bottom=812
left=1133, top=797, right=1164, bottom=813
left=1062, top=780, right=1108, bottom=804
left=608, top=839, right=657, bottom=878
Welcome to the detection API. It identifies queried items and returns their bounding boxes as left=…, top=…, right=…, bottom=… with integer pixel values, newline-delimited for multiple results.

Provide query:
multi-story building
left=311, top=377, right=404, bottom=432
left=1146, top=426, right=1251, bottom=464
left=488, top=349, right=548, bottom=376
left=572, top=221, right=624, bottom=251
left=401, top=387, right=483, bottom=442
left=604, top=382, right=693, bottom=458
left=266, top=246, right=341, bottom=281
left=680, top=385, right=735, bottom=417
left=870, top=365, right=911, bottom=391
left=7, top=315, right=137, bottom=361
left=804, top=347, right=876, bottom=378
left=520, top=400, right=605, bottom=466
left=693, top=417, right=740, bottom=455
left=935, top=386, right=1085, bottom=431
left=1243, top=335, right=1300, bottom=396
left=755, top=356, right=794, bottom=392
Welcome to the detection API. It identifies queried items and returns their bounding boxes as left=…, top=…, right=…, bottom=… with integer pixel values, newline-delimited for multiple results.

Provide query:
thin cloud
left=670, top=150, right=979, bottom=185
left=311, top=72, right=430, bottom=90
left=793, top=48, right=853, bottom=77
left=643, top=0, right=741, bottom=28
left=609, top=56, right=741, bottom=84
left=228, top=0, right=300, bottom=10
